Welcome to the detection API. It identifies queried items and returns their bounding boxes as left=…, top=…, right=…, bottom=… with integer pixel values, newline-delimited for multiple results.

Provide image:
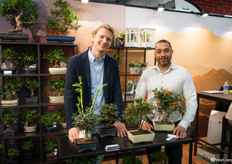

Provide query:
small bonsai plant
left=45, top=140, right=57, bottom=154
left=128, top=61, right=139, bottom=68
left=24, top=78, right=39, bottom=97
left=0, top=109, right=18, bottom=134
left=0, top=0, right=39, bottom=34
left=49, top=78, right=65, bottom=96
left=47, top=0, right=81, bottom=35
left=115, top=33, right=125, bottom=47
left=20, top=47, right=38, bottom=73
left=7, top=148, right=20, bottom=161
left=0, top=48, right=18, bottom=69
left=122, top=155, right=142, bottom=164
left=21, top=108, right=39, bottom=132
left=139, top=62, right=147, bottom=68
left=150, top=150, right=168, bottom=164
left=21, top=140, right=33, bottom=152
left=117, top=33, right=125, bottom=39
left=41, top=112, right=61, bottom=128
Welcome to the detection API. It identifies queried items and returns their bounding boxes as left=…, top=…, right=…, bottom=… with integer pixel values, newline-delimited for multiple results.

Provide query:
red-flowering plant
left=151, top=88, right=185, bottom=123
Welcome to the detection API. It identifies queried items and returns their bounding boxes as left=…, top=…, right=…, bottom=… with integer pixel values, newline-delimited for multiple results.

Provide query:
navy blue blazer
left=64, top=49, right=124, bottom=130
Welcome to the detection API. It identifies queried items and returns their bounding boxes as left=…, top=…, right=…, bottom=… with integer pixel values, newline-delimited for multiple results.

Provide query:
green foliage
left=0, top=48, right=18, bottom=67
left=58, top=107, right=65, bottom=122
left=0, top=109, right=18, bottom=130
left=123, top=97, right=154, bottom=129
left=47, top=0, right=81, bottom=35
left=0, top=77, right=22, bottom=99
left=8, top=148, right=20, bottom=160
left=41, top=112, right=61, bottom=127
left=24, top=78, right=39, bottom=97
left=139, top=62, right=147, bottom=68
left=100, top=103, right=119, bottom=128
left=117, top=33, right=125, bottom=38
left=0, top=0, right=39, bottom=32
left=122, top=155, right=143, bottom=164
left=152, top=88, right=185, bottom=123
left=66, top=157, right=95, bottom=164
left=129, top=61, right=140, bottom=67
left=45, top=140, right=57, bottom=153
left=43, top=46, right=67, bottom=68
left=112, top=52, right=122, bottom=65
left=20, top=47, right=37, bottom=67
left=49, top=78, right=65, bottom=96
left=21, top=108, right=39, bottom=126
left=150, top=151, right=168, bottom=164
left=21, top=140, right=33, bottom=152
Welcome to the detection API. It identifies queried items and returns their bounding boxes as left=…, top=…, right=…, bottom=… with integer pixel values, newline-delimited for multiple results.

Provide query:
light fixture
left=200, top=10, right=209, bottom=17
left=156, top=4, right=165, bottom=12
left=81, top=0, right=89, bottom=3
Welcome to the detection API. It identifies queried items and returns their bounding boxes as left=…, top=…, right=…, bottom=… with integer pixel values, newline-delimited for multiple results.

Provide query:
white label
left=4, top=71, right=12, bottom=75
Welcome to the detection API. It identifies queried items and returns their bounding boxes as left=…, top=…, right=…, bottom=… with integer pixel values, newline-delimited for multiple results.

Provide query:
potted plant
left=20, top=47, right=38, bottom=74
left=139, top=62, right=147, bottom=74
left=0, top=0, right=39, bottom=40
left=41, top=112, right=61, bottom=131
left=21, top=108, right=39, bottom=133
left=21, top=140, right=34, bottom=159
left=72, top=76, right=107, bottom=152
left=45, top=140, right=57, bottom=161
left=0, top=77, right=22, bottom=106
left=151, top=88, right=185, bottom=131
left=48, top=78, right=65, bottom=103
left=122, top=155, right=143, bottom=164
left=149, top=150, right=168, bottom=164
left=98, top=103, right=119, bottom=137
left=0, top=48, right=18, bottom=74
left=23, top=78, right=39, bottom=104
left=0, top=109, right=18, bottom=137
left=58, top=107, right=66, bottom=128
left=7, top=148, right=20, bottom=164
left=115, top=32, right=125, bottom=47
left=43, top=46, right=68, bottom=74
left=128, top=61, right=140, bottom=74
left=123, top=97, right=155, bottom=143
left=46, top=0, right=81, bottom=42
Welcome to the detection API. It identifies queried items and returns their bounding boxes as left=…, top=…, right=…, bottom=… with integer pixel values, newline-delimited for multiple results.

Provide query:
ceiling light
left=81, top=0, right=89, bottom=3
left=200, top=10, right=209, bottom=17
left=156, top=4, right=165, bottom=12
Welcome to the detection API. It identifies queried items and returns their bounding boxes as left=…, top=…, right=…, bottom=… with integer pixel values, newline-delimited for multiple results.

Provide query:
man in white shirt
left=135, top=39, right=197, bottom=164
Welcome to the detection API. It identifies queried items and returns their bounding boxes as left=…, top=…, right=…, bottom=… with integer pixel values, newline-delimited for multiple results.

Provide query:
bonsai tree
left=150, top=150, right=168, bottom=164
left=49, top=78, right=65, bottom=96
left=0, top=0, right=39, bottom=34
left=0, top=77, right=22, bottom=100
left=129, top=61, right=139, bottom=68
left=21, top=140, right=33, bottom=152
left=152, top=88, right=185, bottom=123
left=0, top=48, right=18, bottom=68
left=47, top=0, right=81, bottom=35
left=0, top=109, right=18, bottom=132
left=21, top=108, right=39, bottom=127
left=7, top=148, right=20, bottom=161
left=123, top=97, right=154, bottom=131
left=122, top=155, right=142, bottom=164
left=20, top=47, right=38, bottom=68
left=72, top=76, right=108, bottom=141
left=139, top=62, right=147, bottom=68
left=43, top=46, right=67, bottom=68
left=41, top=112, right=61, bottom=127
left=45, top=140, right=57, bottom=154
left=24, top=78, right=39, bottom=97
left=99, top=103, right=119, bottom=129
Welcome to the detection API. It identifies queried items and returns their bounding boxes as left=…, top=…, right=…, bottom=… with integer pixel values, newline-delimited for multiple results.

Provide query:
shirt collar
left=88, top=48, right=105, bottom=63
left=154, top=62, right=175, bottom=73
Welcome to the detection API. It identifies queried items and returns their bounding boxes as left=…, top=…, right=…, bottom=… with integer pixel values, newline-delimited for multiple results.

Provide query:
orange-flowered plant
left=151, top=88, right=185, bottom=123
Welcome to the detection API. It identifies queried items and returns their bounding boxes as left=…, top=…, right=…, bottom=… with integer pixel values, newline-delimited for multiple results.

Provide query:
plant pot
left=46, top=152, right=57, bottom=161
left=99, top=127, right=117, bottom=138
left=116, top=38, right=124, bottom=47
left=46, top=36, right=75, bottom=43
left=25, top=96, right=38, bottom=104
left=129, top=67, right=140, bottom=74
left=48, top=68, right=67, bottom=74
left=127, top=129, right=155, bottom=144
left=7, top=159, right=18, bottom=164
left=0, top=68, right=17, bottom=74
left=2, top=129, right=15, bottom=137
left=24, top=125, right=37, bottom=133
left=22, top=68, right=37, bottom=74
left=1, top=99, right=18, bottom=106
left=49, top=96, right=64, bottom=103
left=0, top=33, right=28, bottom=41
left=153, top=121, right=175, bottom=132
left=61, top=122, right=66, bottom=129
left=45, top=126, right=59, bottom=131
left=75, top=137, right=98, bottom=152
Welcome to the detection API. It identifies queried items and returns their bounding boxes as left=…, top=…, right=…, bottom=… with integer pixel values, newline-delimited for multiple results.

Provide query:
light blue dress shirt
left=88, top=49, right=105, bottom=116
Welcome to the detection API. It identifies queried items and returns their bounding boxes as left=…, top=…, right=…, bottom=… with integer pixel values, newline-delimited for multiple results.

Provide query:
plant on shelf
left=48, top=78, right=65, bottom=103
left=122, top=155, right=142, bottom=164
left=123, top=97, right=155, bottom=143
left=21, top=108, right=39, bottom=133
left=21, top=140, right=34, bottom=159
left=115, top=32, right=125, bottom=47
left=0, top=109, right=18, bottom=136
left=47, top=0, right=81, bottom=36
left=0, top=77, right=22, bottom=106
left=41, top=112, right=61, bottom=130
left=128, top=61, right=140, bottom=74
left=151, top=88, right=185, bottom=131
left=7, top=148, right=20, bottom=163
left=58, top=107, right=66, bottom=128
left=139, top=62, right=147, bottom=73
left=149, top=150, right=168, bottom=164
left=0, top=144, right=4, bottom=164
left=24, top=78, right=39, bottom=104
left=0, top=47, right=18, bottom=73
left=20, top=47, right=38, bottom=74
left=0, top=0, right=39, bottom=34
left=45, top=140, right=57, bottom=160
left=111, top=52, right=122, bottom=65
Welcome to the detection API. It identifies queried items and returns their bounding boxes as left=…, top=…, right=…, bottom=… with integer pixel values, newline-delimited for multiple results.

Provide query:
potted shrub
left=21, top=140, right=34, bottom=159
left=0, top=77, right=22, bottom=106
left=48, top=78, right=65, bottom=103
left=0, top=109, right=18, bottom=136
left=21, top=108, right=39, bottom=133
left=98, top=103, right=119, bottom=137
left=0, top=0, right=39, bottom=40
left=122, top=155, right=143, bottom=164
left=123, top=97, right=155, bottom=143
left=46, top=0, right=81, bottom=42
left=45, top=140, right=57, bottom=161
left=151, top=88, right=186, bottom=131
left=43, top=46, right=68, bottom=74
left=41, top=112, right=61, bottom=131
left=7, top=148, right=20, bottom=164
left=149, top=150, right=168, bottom=164
left=128, top=61, right=140, bottom=74
left=139, top=62, right=147, bottom=74
left=58, top=107, right=66, bottom=128
left=72, top=76, right=107, bottom=152
left=23, top=78, right=39, bottom=104
left=115, top=32, right=125, bottom=47
left=0, top=48, right=18, bottom=74
left=20, top=47, right=38, bottom=74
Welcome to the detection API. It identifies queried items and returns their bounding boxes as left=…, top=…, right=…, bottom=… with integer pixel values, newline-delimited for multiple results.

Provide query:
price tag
left=4, top=71, right=12, bottom=75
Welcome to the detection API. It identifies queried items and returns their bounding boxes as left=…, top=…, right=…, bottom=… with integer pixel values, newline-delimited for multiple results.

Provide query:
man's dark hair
left=155, top=39, right=172, bottom=49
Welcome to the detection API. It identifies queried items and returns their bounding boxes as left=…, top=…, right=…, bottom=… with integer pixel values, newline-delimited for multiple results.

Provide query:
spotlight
left=156, top=4, right=165, bottom=12
left=200, top=10, right=209, bottom=17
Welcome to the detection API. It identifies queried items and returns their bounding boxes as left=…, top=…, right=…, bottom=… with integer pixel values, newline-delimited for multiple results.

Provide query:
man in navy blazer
left=64, top=23, right=127, bottom=143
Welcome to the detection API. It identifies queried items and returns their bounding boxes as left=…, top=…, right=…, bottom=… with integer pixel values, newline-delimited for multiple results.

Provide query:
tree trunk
left=15, top=11, right=23, bottom=32
left=30, top=88, right=34, bottom=97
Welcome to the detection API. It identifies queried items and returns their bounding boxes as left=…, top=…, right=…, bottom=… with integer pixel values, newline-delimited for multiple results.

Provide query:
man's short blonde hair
left=94, top=23, right=115, bottom=36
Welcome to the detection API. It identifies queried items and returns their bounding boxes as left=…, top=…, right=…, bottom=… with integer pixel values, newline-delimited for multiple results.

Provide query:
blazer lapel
left=103, top=55, right=110, bottom=103
left=80, top=51, right=90, bottom=89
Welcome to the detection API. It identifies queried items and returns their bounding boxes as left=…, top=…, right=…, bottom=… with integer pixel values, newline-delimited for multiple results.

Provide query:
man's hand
left=68, top=127, right=79, bottom=143
left=114, top=121, right=127, bottom=137
left=173, top=125, right=187, bottom=138
left=142, top=122, right=154, bottom=131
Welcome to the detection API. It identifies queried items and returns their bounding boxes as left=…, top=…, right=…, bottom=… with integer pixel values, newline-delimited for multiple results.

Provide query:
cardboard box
left=197, top=145, right=220, bottom=164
